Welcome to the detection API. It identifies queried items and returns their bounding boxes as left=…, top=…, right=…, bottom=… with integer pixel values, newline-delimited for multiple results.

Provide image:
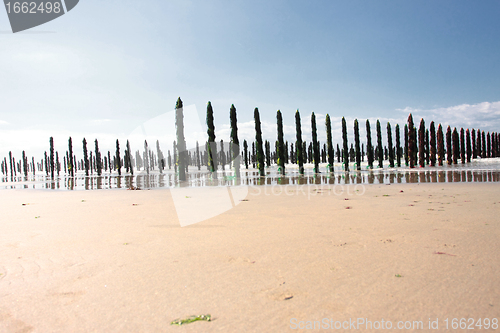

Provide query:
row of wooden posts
left=1, top=98, right=499, bottom=180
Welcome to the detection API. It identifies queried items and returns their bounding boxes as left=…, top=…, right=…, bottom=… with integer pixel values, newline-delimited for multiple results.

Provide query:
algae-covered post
left=22, top=150, right=27, bottom=177
left=277, top=110, right=285, bottom=175
left=404, top=124, right=409, bottom=166
left=95, top=139, right=102, bottom=176
left=251, top=142, right=255, bottom=168
left=418, top=119, right=425, bottom=168
left=425, top=129, right=430, bottom=166
left=493, top=133, right=497, bottom=157
left=487, top=132, right=491, bottom=158
left=481, top=131, right=486, bottom=158
left=446, top=126, right=452, bottom=165
left=82, top=138, right=89, bottom=176
left=206, top=101, right=217, bottom=177
left=156, top=140, right=163, bottom=174
left=452, top=128, right=459, bottom=164
left=44, top=151, right=48, bottom=176
left=254, top=108, right=265, bottom=176
left=220, top=140, right=226, bottom=170
left=295, top=110, right=304, bottom=175
left=326, top=114, right=334, bottom=173
left=477, top=129, right=482, bottom=158
left=311, top=112, right=320, bottom=173
left=466, top=129, right=472, bottom=162
left=144, top=140, right=150, bottom=175
left=8, top=152, right=13, bottom=177
left=472, top=129, right=477, bottom=159
left=376, top=119, right=383, bottom=168
left=195, top=141, right=201, bottom=171
left=437, top=124, right=444, bottom=166
left=460, top=128, right=465, bottom=164
left=407, top=114, right=415, bottom=168
left=127, top=140, right=134, bottom=175
left=490, top=133, right=495, bottom=158
left=264, top=140, right=270, bottom=168
left=107, top=151, right=112, bottom=172
left=243, top=140, right=248, bottom=169
left=354, top=119, right=361, bottom=170
left=395, top=124, right=401, bottom=167
left=430, top=122, right=436, bottom=167
left=230, top=104, right=240, bottom=177
left=116, top=139, right=122, bottom=176
left=342, top=117, right=349, bottom=172
left=49, top=137, right=55, bottom=178
left=173, top=141, right=177, bottom=173
left=89, top=151, right=93, bottom=175
left=366, top=120, right=374, bottom=169
left=55, top=151, right=60, bottom=176
left=3, top=157, right=8, bottom=177
left=387, top=122, right=394, bottom=168
left=68, top=137, right=74, bottom=177
left=175, top=97, right=187, bottom=181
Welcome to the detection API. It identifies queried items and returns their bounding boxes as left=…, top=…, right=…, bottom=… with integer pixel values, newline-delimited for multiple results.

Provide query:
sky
left=1, top=0, right=499, bottom=159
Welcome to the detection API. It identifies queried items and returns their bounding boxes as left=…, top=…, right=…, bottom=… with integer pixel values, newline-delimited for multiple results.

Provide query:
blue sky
left=1, top=0, right=499, bottom=158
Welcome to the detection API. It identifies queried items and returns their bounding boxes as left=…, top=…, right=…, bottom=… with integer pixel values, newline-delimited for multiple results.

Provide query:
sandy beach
left=1, top=182, right=499, bottom=332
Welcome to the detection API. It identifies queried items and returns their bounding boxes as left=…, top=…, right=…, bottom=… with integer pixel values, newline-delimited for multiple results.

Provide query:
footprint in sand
left=258, top=278, right=297, bottom=301
left=269, top=292, right=294, bottom=301
left=260, top=286, right=295, bottom=301
left=227, top=256, right=256, bottom=264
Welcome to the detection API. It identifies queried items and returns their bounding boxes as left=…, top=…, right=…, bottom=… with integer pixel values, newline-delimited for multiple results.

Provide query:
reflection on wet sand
left=1, top=167, right=499, bottom=190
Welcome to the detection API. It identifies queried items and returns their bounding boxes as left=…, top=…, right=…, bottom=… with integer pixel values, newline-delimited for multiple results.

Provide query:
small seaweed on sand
left=395, top=274, right=403, bottom=277
left=433, top=251, right=456, bottom=256
left=171, top=314, right=211, bottom=326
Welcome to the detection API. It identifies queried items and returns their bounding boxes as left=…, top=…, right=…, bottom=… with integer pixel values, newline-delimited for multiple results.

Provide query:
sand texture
left=0, top=183, right=499, bottom=332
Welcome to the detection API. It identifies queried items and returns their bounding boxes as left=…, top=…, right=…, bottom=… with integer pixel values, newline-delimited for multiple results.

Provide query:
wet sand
left=0, top=183, right=499, bottom=332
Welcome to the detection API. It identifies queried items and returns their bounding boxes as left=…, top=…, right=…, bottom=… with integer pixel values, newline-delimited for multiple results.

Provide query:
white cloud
left=397, top=101, right=500, bottom=132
